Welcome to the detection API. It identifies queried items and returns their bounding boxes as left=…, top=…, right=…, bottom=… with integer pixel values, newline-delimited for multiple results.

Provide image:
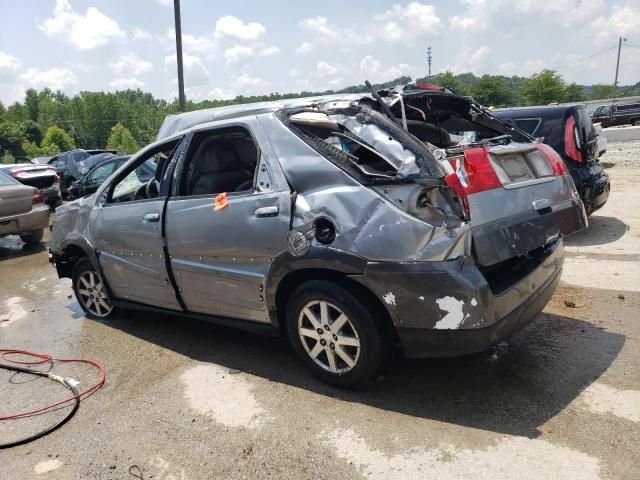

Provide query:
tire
left=19, top=228, right=44, bottom=245
left=62, top=178, right=75, bottom=200
left=632, top=119, right=640, bottom=126
left=285, top=280, right=385, bottom=388
left=72, top=258, right=116, bottom=320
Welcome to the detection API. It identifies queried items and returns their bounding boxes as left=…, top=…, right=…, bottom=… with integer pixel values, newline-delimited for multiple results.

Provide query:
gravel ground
left=602, top=140, right=640, bottom=167
left=0, top=143, right=638, bottom=479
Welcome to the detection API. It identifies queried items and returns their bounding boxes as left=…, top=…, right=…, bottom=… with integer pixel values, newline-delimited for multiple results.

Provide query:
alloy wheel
left=76, top=270, right=113, bottom=318
left=298, top=300, right=361, bottom=374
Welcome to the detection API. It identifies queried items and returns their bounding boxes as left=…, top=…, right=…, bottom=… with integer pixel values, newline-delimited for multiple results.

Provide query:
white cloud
left=164, top=53, right=209, bottom=87
left=132, top=27, right=152, bottom=41
left=442, top=46, right=494, bottom=74
left=295, top=42, right=313, bottom=55
left=359, top=55, right=418, bottom=83
left=300, top=16, right=339, bottom=40
left=260, top=46, right=281, bottom=57
left=0, top=51, right=21, bottom=81
left=224, top=44, right=280, bottom=64
left=20, top=67, right=76, bottom=91
left=449, top=15, right=479, bottom=31
left=109, top=53, right=153, bottom=76
left=235, top=73, right=269, bottom=92
left=0, top=51, right=23, bottom=104
left=451, top=0, right=607, bottom=33
left=40, top=0, right=124, bottom=50
left=209, top=87, right=237, bottom=100
left=155, top=0, right=172, bottom=6
left=110, top=78, right=145, bottom=89
left=214, top=15, right=266, bottom=41
left=373, top=2, right=444, bottom=45
left=224, top=45, right=254, bottom=64
left=298, top=16, right=371, bottom=52
left=164, top=29, right=216, bottom=55
left=315, top=61, right=340, bottom=77
left=591, top=3, right=640, bottom=46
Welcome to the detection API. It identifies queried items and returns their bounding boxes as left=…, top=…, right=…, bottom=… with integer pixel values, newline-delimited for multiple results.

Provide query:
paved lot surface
left=1, top=147, right=638, bottom=479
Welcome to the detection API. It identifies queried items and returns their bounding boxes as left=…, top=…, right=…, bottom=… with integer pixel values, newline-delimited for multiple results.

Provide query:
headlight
left=77, top=161, right=88, bottom=174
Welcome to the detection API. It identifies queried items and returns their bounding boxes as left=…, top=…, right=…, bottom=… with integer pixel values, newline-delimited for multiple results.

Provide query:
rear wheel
left=19, top=228, right=44, bottom=245
left=72, top=258, right=116, bottom=320
left=285, top=280, right=385, bottom=388
left=632, top=119, right=640, bottom=126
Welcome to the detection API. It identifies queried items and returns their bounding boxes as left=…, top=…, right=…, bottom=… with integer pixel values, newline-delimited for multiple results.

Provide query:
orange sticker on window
left=213, top=192, right=228, bottom=211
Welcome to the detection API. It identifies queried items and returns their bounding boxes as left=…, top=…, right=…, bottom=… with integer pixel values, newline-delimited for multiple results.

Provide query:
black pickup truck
left=591, top=102, right=640, bottom=128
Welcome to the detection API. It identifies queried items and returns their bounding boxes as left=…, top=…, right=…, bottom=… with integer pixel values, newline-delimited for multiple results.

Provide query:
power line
left=552, top=45, right=618, bottom=71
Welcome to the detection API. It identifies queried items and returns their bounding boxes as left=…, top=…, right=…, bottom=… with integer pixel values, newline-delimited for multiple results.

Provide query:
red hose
left=0, top=349, right=105, bottom=420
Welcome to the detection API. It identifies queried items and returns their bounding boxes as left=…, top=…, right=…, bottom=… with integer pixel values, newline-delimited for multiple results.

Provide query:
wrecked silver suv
left=50, top=88, right=586, bottom=387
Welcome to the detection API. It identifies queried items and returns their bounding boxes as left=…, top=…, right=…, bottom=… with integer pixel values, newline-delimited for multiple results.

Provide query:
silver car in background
left=50, top=90, right=586, bottom=387
left=0, top=172, right=50, bottom=244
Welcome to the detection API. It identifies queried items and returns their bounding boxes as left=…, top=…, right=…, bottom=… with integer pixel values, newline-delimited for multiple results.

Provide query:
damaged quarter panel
left=257, top=112, right=473, bottom=263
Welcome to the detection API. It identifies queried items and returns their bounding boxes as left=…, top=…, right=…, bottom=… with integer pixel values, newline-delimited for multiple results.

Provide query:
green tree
left=522, top=70, right=567, bottom=105
left=470, top=75, right=514, bottom=107
left=0, top=121, right=25, bottom=161
left=106, top=122, right=139, bottom=154
left=432, top=71, right=470, bottom=95
left=41, top=126, right=75, bottom=155
left=24, top=89, right=40, bottom=122
left=22, top=120, right=43, bottom=145
left=561, top=83, right=586, bottom=103
left=589, top=84, right=615, bottom=100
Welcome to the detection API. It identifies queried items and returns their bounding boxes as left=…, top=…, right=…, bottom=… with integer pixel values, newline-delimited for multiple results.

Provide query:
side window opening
left=286, top=110, right=418, bottom=180
left=108, top=138, right=181, bottom=204
left=181, top=126, right=259, bottom=196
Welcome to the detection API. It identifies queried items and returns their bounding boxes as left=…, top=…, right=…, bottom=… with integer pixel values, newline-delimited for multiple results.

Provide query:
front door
left=165, top=121, right=291, bottom=323
left=92, top=138, right=184, bottom=310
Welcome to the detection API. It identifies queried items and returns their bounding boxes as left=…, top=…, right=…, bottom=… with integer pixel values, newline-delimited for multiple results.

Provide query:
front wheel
left=19, top=228, right=44, bottom=245
left=286, top=280, right=385, bottom=388
left=72, top=258, right=116, bottom=320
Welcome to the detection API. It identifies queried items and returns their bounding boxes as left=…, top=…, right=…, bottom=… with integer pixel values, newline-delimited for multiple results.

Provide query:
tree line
left=1, top=69, right=639, bottom=163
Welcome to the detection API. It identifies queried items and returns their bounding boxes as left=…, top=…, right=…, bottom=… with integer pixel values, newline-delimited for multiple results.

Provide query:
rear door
left=165, top=120, right=291, bottom=323
left=91, top=138, right=185, bottom=310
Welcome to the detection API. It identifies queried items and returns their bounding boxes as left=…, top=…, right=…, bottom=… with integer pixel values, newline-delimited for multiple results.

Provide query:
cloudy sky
left=1, top=0, right=639, bottom=105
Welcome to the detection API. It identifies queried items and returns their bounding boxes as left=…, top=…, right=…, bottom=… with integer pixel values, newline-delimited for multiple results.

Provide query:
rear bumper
left=42, top=185, right=61, bottom=203
left=358, top=240, right=564, bottom=358
left=0, top=204, right=50, bottom=236
left=569, top=162, right=610, bottom=214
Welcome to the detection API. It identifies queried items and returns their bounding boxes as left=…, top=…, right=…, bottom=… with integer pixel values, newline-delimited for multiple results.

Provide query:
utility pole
left=173, top=0, right=186, bottom=112
left=612, top=36, right=627, bottom=99
left=427, top=46, right=432, bottom=82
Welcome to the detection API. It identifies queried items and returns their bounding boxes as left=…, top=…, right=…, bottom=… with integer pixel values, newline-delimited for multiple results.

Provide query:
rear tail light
left=32, top=188, right=45, bottom=205
left=535, top=143, right=569, bottom=176
left=459, top=147, right=502, bottom=194
left=564, top=115, right=583, bottom=162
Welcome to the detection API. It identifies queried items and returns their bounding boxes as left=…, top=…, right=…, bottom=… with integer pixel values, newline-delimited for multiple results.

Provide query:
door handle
left=532, top=199, right=552, bottom=214
left=143, top=212, right=160, bottom=222
left=254, top=206, right=279, bottom=217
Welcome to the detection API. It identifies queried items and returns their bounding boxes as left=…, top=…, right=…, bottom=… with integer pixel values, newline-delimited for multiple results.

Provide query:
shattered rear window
left=279, top=105, right=442, bottom=183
